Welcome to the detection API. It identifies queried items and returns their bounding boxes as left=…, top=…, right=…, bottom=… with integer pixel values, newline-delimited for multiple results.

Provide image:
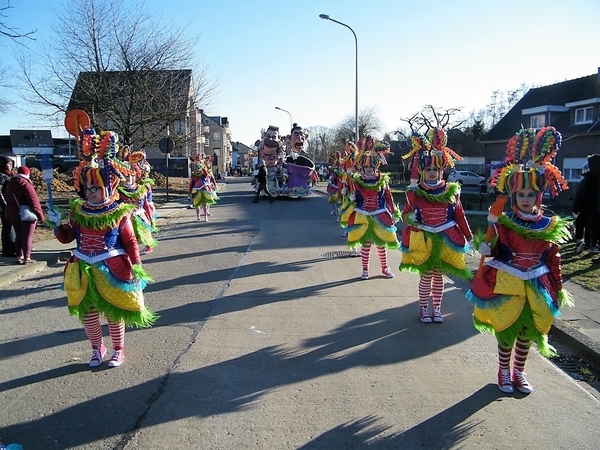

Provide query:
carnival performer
left=326, top=152, right=343, bottom=218
left=341, top=136, right=399, bottom=280
left=117, top=149, right=158, bottom=255
left=188, top=154, right=219, bottom=221
left=399, top=129, right=473, bottom=323
left=46, top=129, right=158, bottom=368
left=467, top=127, right=572, bottom=394
left=131, top=149, right=158, bottom=236
left=339, top=141, right=358, bottom=234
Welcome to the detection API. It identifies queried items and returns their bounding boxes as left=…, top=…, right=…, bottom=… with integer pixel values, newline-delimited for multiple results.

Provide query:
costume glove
left=47, top=207, right=62, bottom=227
left=478, top=242, right=492, bottom=256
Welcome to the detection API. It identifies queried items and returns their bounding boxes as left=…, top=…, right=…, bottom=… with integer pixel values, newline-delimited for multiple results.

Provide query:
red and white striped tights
left=361, top=242, right=389, bottom=271
left=498, top=337, right=531, bottom=371
left=83, top=308, right=125, bottom=351
left=418, top=269, right=444, bottom=309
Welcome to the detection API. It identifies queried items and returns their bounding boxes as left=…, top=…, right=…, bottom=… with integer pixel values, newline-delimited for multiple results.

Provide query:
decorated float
left=253, top=124, right=315, bottom=198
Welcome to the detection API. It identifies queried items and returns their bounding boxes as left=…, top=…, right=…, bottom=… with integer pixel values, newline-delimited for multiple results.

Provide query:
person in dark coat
left=252, top=160, right=275, bottom=203
left=573, top=154, right=600, bottom=254
left=572, top=161, right=595, bottom=253
left=0, top=155, right=16, bottom=257
left=4, top=166, right=44, bottom=264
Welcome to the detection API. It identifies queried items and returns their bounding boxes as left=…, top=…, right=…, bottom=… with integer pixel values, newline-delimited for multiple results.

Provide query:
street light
left=275, top=106, right=293, bottom=131
left=319, top=13, right=358, bottom=143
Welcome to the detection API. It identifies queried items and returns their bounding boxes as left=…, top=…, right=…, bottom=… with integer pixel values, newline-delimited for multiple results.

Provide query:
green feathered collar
left=352, top=172, right=390, bottom=190
left=415, top=182, right=460, bottom=203
left=70, top=198, right=136, bottom=230
left=118, top=184, right=148, bottom=200
left=499, top=213, right=572, bottom=244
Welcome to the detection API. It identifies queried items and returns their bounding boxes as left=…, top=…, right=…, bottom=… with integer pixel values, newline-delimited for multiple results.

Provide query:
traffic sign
left=159, top=137, right=175, bottom=153
left=64, top=109, right=91, bottom=136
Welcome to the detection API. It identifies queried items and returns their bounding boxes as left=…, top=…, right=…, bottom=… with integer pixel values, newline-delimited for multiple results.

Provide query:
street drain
left=321, top=250, right=359, bottom=259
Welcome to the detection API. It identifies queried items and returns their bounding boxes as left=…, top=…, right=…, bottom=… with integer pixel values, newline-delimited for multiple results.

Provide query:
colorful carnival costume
left=117, top=149, right=158, bottom=254
left=189, top=154, right=219, bottom=222
left=47, top=129, right=158, bottom=368
left=466, top=127, right=572, bottom=394
left=400, top=129, right=473, bottom=323
left=341, top=136, right=399, bottom=279
left=326, top=152, right=343, bottom=218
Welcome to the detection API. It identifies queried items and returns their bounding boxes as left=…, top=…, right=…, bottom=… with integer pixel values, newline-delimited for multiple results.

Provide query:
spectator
left=252, top=160, right=275, bottom=203
left=572, top=159, right=596, bottom=254
left=4, top=166, right=44, bottom=264
left=0, top=155, right=16, bottom=257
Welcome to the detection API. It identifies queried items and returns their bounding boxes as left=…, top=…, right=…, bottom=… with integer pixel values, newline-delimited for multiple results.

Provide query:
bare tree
left=0, top=0, right=36, bottom=42
left=13, top=0, right=218, bottom=146
left=0, top=63, right=9, bottom=114
left=305, top=126, right=335, bottom=164
left=458, top=83, right=531, bottom=139
left=334, top=107, right=382, bottom=146
left=400, top=105, right=465, bottom=134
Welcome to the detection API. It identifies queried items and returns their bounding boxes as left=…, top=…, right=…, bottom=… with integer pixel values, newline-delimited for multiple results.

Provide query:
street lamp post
left=319, top=14, right=358, bottom=143
left=275, top=106, right=293, bottom=131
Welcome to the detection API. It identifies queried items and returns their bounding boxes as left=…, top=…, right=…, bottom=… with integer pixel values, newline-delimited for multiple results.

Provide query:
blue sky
left=0, top=0, right=598, bottom=145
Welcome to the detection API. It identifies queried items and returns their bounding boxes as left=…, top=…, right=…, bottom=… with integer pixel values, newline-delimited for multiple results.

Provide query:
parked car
left=447, top=170, right=486, bottom=186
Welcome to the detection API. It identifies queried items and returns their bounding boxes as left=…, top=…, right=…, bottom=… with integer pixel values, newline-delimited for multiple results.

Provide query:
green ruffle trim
left=352, top=172, right=390, bottom=190
left=132, top=263, right=153, bottom=283
left=67, top=260, right=158, bottom=328
left=472, top=301, right=556, bottom=357
left=118, top=184, right=148, bottom=201
left=70, top=199, right=136, bottom=230
left=558, top=289, right=574, bottom=308
left=415, top=182, right=460, bottom=203
left=498, top=214, right=572, bottom=244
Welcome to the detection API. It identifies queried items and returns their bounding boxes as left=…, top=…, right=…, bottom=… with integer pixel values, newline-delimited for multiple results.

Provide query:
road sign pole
left=166, top=152, right=170, bottom=202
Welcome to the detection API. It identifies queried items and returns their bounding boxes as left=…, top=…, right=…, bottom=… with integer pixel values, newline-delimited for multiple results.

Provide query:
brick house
left=482, top=71, right=600, bottom=198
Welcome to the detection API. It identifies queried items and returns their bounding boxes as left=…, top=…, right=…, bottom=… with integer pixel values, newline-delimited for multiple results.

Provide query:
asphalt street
left=1, top=177, right=599, bottom=449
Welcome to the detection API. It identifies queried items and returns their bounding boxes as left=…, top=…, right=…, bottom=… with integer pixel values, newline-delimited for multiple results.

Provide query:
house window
left=173, top=120, right=185, bottom=134
left=575, top=106, right=594, bottom=124
left=563, top=157, right=587, bottom=183
left=563, top=167, right=583, bottom=181
left=530, top=114, right=546, bottom=128
left=213, top=132, right=221, bottom=141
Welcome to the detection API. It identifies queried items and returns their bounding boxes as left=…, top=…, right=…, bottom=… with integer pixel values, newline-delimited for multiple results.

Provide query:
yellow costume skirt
left=64, top=260, right=157, bottom=327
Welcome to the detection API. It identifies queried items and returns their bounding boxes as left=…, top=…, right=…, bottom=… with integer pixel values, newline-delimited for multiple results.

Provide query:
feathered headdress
left=489, top=127, right=567, bottom=207
left=355, top=136, right=391, bottom=170
left=128, top=149, right=151, bottom=179
left=402, top=129, right=462, bottom=183
left=341, top=141, right=359, bottom=170
left=189, top=153, right=208, bottom=176
left=74, top=128, right=133, bottom=203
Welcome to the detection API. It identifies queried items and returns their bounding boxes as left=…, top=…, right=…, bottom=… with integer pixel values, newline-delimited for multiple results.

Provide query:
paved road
left=1, top=178, right=599, bottom=449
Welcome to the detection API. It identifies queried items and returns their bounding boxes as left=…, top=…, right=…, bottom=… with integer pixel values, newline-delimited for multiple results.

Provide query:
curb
left=0, top=260, right=49, bottom=288
left=550, top=318, right=600, bottom=372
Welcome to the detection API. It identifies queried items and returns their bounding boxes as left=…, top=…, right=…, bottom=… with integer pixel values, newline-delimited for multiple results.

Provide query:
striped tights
left=418, top=269, right=444, bottom=309
left=83, top=308, right=125, bottom=351
left=361, top=242, right=389, bottom=271
left=498, top=337, right=531, bottom=371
